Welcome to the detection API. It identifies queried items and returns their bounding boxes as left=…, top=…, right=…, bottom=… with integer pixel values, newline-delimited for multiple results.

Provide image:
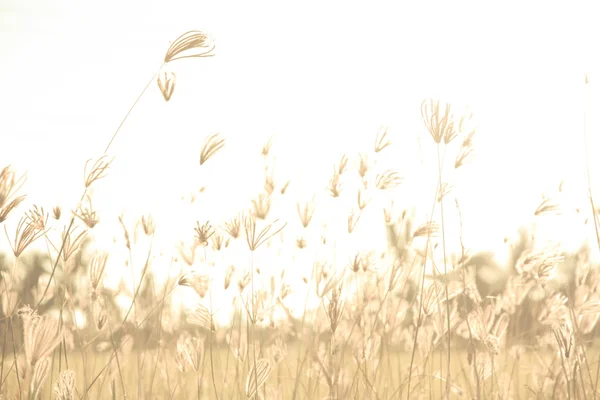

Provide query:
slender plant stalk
left=148, top=257, right=175, bottom=399
left=435, top=143, right=452, bottom=398
left=250, top=251, right=259, bottom=400
left=104, top=66, right=164, bottom=154
left=407, top=165, right=446, bottom=399
left=0, top=282, right=10, bottom=392
left=204, top=247, right=220, bottom=400
left=9, top=317, right=21, bottom=397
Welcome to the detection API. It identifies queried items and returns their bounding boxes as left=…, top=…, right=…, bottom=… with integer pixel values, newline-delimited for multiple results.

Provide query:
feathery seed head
left=211, top=232, right=229, bottom=251
left=297, top=197, right=316, bottom=229
left=357, top=152, right=370, bottom=179
left=374, top=125, right=392, bottom=153
left=347, top=209, right=361, bottom=234
left=73, top=196, right=99, bottom=228
left=186, top=303, right=215, bottom=331
left=20, top=306, right=63, bottom=367
left=223, top=213, right=242, bottom=239
left=243, top=216, right=286, bottom=252
left=199, top=133, right=225, bottom=166
left=52, top=205, right=61, bottom=220
left=224, top=265, right=235, bottom=290
left=245, top=358, right=272, bottom=398
left=84, top=156, right=113, bottom=188
left=164, top=31, right=215, bottom=63
left=59, top=225, right=88, bottom=262
left=421, top=99, right=458, bottom=144
left=89, top=251, right=109, bottom=290
left=140, top=214, right=155, bottom=236
left=0, top=165, right=27, bottom=223
left=251, top=192, right=271, bottom=220
left=30, top=357, right=50, bottom=399
left=194, top=221, right=215, bottom=246
left=455, top=130, right=476, bottom=169
left=5, top=210, right=48, bottom=258
left=53, top=370, right=75, bottom=400
left=376, top=169, right=403, bottom=190
left=179, top=271, right=210, bottom=298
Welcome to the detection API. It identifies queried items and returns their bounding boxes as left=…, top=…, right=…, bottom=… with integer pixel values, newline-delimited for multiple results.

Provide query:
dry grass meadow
left=2, top=31, right=600, bottom=400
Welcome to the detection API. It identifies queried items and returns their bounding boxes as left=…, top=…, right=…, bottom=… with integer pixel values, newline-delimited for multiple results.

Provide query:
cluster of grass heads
left=1, top=31, right=600, bottom=400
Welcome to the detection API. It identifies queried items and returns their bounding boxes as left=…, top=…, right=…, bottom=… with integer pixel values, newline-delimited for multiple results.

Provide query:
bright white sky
left=1, top=0, right=600, bottom=261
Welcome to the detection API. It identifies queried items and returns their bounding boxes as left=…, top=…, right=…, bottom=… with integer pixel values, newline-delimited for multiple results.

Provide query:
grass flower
left=53, top=370, right=75, bottom=400
left=179, top=271, right=210, bottom=298
left=93, top=301, right=108, bottom=331
left=357, top=152, right=370, bottom=180
left=224, top=264, right=235, bottom=290
left=24, top=205, right=48, bottom=231
left=374, top=125, right=392, bottom=153
left=375, top=169, right=403, bottom=190
left=251, top=192, right=271, bottom=220
left=437, top=182, right=453, bottom=202
left=455, top=130, right=476, bottom=168
left=84, top=155, right=113, bottom=188
left=296, top=236, right=307, bottom=249
left=245, top=358, right=272, bottom=398
left=211, top=232, right=229, bottom=251
left=73, top=195, right=99, bottom=228
left=243, top=216, right=286, bottom=252
left=280, top=180, right=291, bottom=194
left=52, top=205, right=61, bottom=220
left=157, top=70, right=176, bottom=101
left=0, top=165, right=26, bottom=223
left=56, top=225, right=88, bottom=262
left=421, top=99, right=458, bottom=144
left=19, top=306, right=63, bottom=367
left=186, top=303, right=215, bottom=331
left=296, top=197, right=316, bottom=228
left=535, top=198, right=562, bottom=216
left=413, top=221, right=439, bottom=238
left=164, top=30, right=215, bottom=63
left=89, top=251, right=109, bottom=292
left=140, top=213, right=155, bottom=236
left=347, top=209, right=361, bottom=234
left=29, top=357, right=50, bottom=399
left=5, top=211, right=48, bottom=257
left=223, top=213, right=242, bottom=239
left=357, top=187, right=370, bottom=210
left=199, top=133, right=225, bottom=166
left=117, top=215, right=131, bottom=249
left=328, top=171, right=343, bottom=198
left=194, top=221, right=215, bottom=246
left=261, top=136, right=274, bottom=158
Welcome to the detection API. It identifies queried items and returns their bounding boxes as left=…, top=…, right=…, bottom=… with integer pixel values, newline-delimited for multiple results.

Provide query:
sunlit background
left=2, top=0, right=600, bottom=320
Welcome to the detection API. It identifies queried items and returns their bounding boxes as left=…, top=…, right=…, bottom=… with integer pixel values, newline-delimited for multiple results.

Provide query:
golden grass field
left=5, top=346, right=600, bottom=399
left=2, top=30, right=600, bottom=400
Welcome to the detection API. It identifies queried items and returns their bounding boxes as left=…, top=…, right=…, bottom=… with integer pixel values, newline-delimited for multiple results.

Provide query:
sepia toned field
left=2, top=12, right=600, bottom=400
